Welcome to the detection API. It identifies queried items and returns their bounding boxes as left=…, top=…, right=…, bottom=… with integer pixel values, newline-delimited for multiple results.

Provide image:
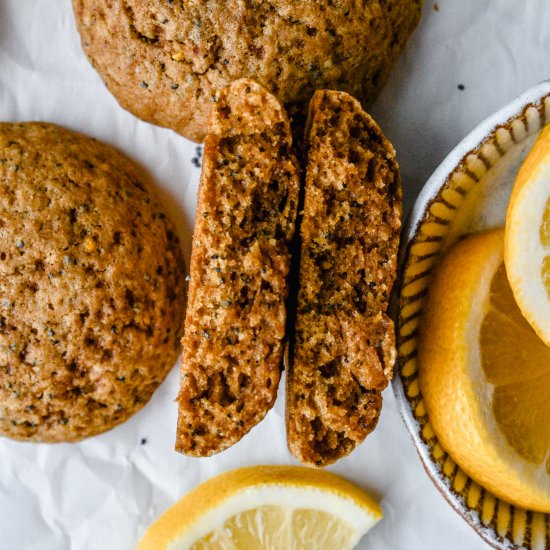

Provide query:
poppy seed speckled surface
left=71, top=0, right=422, bottom=142
left=0, top=122, right=186, bottom=442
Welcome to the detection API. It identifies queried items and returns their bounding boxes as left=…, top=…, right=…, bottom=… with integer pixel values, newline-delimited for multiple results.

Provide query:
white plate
left=394, top=81, right=550, bottom=549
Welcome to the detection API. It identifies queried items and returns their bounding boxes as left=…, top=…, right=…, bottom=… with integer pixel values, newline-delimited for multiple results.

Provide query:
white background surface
left=0, top=1, right=549, bottom=549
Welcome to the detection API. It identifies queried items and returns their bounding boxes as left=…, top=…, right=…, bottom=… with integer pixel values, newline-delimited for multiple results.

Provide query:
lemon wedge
left=418, top=228, right=550, bottom=512
left=137, top=465, right=382, bottom=549
left=505, top=123, right=550, bottom=345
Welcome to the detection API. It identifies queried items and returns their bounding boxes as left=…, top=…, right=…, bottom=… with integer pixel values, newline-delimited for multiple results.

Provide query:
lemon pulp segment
left=480, top=263, right=550, bottom=470
left=419, top=228, right=550, bottom=511
left=190, top=506, right=356, bottom=549
left=540, top=198, right=550, bottom=298
left=505, top=122, right=550, bottom=345
left=539, top=197, right=550, bottom=246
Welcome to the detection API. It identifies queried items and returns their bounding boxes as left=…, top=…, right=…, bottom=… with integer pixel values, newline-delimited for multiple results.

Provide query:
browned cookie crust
left=0, top=122, right=185, bottom=442
left=71, top=0, right=422, bottom=142
left=286, top=90, right=401, bottom=467
left=176, top=80, right=299, bottom=456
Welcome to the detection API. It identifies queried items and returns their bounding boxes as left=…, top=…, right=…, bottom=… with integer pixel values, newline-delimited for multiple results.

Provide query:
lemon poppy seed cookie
left=0, top=122, right=185, bottom=442
left=286, top=91, right=401, bottom=467
left=176, top=80, right=300, bottom=456
left=72, top=0, right=422, bottom=142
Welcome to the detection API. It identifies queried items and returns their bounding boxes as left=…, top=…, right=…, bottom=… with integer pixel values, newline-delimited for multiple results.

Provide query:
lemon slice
left=418, top=228, right=550, bottom=512
left=137, top=465, right=382, bottom=549
left=505, top=123, right=550, bottom=345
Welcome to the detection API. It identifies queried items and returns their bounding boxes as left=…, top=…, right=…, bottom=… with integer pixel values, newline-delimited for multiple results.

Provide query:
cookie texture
left=0, top=122, right=185, bottom=442
left=72, top=0, right=422, bottom=142
left=176, top=80, right=299, bottom=456
left=286, top=90, right=401, bottom=467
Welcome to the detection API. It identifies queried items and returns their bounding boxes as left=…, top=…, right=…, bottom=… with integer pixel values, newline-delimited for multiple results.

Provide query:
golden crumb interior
left=177, top=80, right=300, bottom=456
left=287, top=90, right=401, bottom=467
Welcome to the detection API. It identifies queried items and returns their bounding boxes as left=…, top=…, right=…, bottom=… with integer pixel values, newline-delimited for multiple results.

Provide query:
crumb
left=458, top=84, right=465, bottom=91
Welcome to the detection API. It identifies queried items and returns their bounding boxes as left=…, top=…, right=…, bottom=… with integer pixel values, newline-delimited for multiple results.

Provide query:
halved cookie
left=176, top=79, right=300, bottom=456
left=286, top=90, right=401, bottom=467
left=71, top=0, right=422, bottom=142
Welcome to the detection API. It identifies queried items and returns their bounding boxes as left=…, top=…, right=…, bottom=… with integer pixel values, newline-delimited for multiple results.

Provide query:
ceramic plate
left=394, top=81, right=550, bottom=549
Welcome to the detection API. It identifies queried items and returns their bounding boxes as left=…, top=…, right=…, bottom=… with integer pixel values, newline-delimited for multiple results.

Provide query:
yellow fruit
left=418, top=228, right=550, bottom=512
left=505, top=123, right=550, bottom=345
left=137, top=465, right=382, bottom=550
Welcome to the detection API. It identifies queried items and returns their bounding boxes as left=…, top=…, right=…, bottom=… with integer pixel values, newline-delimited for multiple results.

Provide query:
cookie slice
left=286, top=90, right=401, bottom=467
left=176, top=79, right=300, bottom=456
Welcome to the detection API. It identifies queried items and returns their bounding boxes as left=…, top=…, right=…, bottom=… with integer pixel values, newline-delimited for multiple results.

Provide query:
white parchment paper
left=1, top=1, right=549, bottom=548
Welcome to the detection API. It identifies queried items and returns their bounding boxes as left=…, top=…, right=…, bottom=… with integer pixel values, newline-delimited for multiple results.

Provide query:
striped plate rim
left=393, top=80, right=550, bottom=549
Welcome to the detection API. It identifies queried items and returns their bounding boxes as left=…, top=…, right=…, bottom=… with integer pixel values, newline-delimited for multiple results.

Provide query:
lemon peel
left=137, top=465, right=382, bottom=550
left=505, top=123, right=550, bottom=345
left=419, top=228, right=550, bottom=512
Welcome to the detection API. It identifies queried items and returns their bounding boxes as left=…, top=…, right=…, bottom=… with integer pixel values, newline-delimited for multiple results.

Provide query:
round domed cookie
left=0, top=122, right=185, bottom=442
left=71, top=0, right=422, bottom=143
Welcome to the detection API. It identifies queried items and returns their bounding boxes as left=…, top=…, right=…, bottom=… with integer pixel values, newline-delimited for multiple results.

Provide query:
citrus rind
left=505, top=123, right=550, bottom=346
left=419, top=229, right=550, bottom=512
left=137, top=465, right=382, bottom=550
